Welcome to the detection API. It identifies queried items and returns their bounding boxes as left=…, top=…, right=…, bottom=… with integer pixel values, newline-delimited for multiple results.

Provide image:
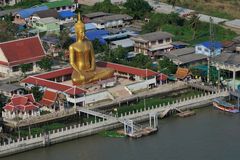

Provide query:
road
left=146, top=0, right=228, bottom=24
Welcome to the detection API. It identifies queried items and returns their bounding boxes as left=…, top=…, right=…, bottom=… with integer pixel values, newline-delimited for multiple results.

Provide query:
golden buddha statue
left=69, top=13, right=114, bottom=85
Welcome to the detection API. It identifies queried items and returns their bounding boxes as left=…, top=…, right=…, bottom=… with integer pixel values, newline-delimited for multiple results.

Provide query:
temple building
left=0, top=36, right=46, bottom=77
left=2, top=94, right=40, bottom=120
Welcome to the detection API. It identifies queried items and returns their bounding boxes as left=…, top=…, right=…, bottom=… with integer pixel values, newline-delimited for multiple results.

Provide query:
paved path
left=146, top=0, right=228, bottom=24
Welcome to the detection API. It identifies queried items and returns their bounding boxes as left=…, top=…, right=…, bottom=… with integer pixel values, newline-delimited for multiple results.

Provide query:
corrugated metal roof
left=59, top=10, right=75, bottom=19
left=17, top=6, right=48, bottom=18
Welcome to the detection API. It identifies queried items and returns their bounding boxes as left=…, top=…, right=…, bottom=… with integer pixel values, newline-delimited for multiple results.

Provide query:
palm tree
left=189, top=13, right=200, bottom=40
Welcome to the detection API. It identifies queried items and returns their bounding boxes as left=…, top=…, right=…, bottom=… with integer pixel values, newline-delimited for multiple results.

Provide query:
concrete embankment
left=0, top=90, right=229, bottom=157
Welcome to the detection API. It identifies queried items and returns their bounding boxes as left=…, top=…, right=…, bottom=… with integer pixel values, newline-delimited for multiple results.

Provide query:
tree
left=29, top=86, right=43, bottom=102
left=20, top=63, right=33, bottom=75
left=167, top=0, right=180, bottom=8
left=158, top=57, right=177, bottom=75
left=92, top=0, right=121, bottom=13
left=0, top=17, right=17, bottom=42
left=37, top=57, right=53, bottom=71
left=189, top=13, right=200, bottom=40
left=0, top=93, right=8, bottom=108
left=92, top=39, right=105, bottom=54
left=124, top=0, right=152, bottom=19
left=58, top=29, right=72, bottom=50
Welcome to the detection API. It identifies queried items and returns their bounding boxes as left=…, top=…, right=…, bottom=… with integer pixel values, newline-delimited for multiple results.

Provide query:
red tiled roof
left=97, top=61, right=158, bottom=78
left=0, top=36, right=46, bottom=66
left=21, top=76, right=86, bottom=95
left=35, top=67, right=73, bottom=79
left=40, top=90, right=57, bottom=107
left=157, top=73, right=168, bottom=81
left=3, top=94, right=39, bottom=111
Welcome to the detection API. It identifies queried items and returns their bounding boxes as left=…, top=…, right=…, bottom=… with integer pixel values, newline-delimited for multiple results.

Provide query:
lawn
left=113, top=90, right=204, bottom=116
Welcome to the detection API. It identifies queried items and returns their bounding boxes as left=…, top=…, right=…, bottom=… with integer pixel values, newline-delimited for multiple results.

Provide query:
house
left=103, top=28, right=138, bottom=42
left=195, top=41, right=222, bottom=56
left=82, top=12, right=111, bottom=23
left=14, top=6, right=49, bottom=25
left=42, top=0, right=76, bottom=12
left=164, top=47, right=207, bottom=66
left=0, top=36, right=46, bottom=77
left=175, top=68, right=191, bottom=80
left=0, top=84, right=25, bottom=97
left=91, top=14, right=133, bottom=29
left=32, top=17, right=60, bottom=33
left=0, top=8, right=20, bottom=19
left=30, top=9, right=59, bottom=22
left=40, top=89, right=63, bottom=112
left=131, top=31, right=173, bottom=57
left=58, top=10, right=76, bottom=24
left=0, top=0, right=22, bottom=6
left=110, top=38, right=134, bottom=49
left=2, top=94, right=40, bottom=120
left=212, top=52, right=240, bottom=89
left=172, top=41, right=189, bottom=49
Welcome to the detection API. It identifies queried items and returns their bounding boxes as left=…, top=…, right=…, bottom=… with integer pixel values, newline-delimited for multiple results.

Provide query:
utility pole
left=207, top=17, right=215, bottom=83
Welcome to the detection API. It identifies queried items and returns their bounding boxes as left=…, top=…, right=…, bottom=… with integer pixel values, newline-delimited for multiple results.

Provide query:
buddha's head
left=75, top=13, right=85, bottom=41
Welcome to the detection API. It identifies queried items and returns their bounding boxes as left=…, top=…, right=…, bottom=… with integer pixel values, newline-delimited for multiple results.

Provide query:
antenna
left=207, top=17, right=215, bottom=83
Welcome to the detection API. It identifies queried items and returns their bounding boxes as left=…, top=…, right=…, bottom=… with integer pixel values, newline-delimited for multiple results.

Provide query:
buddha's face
left=76, top=27, right=85, bottom=40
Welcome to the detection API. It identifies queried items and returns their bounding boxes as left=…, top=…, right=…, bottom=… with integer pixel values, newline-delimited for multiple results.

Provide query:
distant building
left=131, top=31, right=173, bottom=57
left=82, top=12, right=111, bottom=23
left=0, top=0, right=22, bottom=6
left=2, top=94, right=40, bottom=120
left=31, top=9, right=59, bottom=22
left=164, top=47, right=207, bottom=66
left=14, top=6, right=49, bottom=25
left=42, top=0, right=76, bottom=12
left=91, top=14, right=133, bottom=29
left=58, top=10, right=76, bottom=24
left=0, top=36, right=46, bottom=77
left=110, top=38, right=134, bottom=49
left=0, top=84, right=25, bottom=97
left=32, top=17, right=60, bottom=33
left=195, top=41, right=222, bottom=56
left=0, top=8, right=20, bottom=19
left=171, top=41, right=189, bottom=49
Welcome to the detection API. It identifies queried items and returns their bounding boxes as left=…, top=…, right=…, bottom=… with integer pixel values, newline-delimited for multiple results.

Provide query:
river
left=3, top=107, right=240, bottom=160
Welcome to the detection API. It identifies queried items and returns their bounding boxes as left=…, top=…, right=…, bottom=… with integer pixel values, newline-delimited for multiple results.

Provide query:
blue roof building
left=70, top=23, right=97, bottom=32
left=71, top=29, right=109, bottom=45
left=17, top=6, right=48, bottom=19
left=195, top=41, right=223, bottom=56
left=59, top=10, right=75, bottom=20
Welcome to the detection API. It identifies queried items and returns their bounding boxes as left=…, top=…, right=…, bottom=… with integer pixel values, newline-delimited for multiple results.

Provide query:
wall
left=126, top=78, right=156, bottom=93
left=67, top=91, right=114, bottom=105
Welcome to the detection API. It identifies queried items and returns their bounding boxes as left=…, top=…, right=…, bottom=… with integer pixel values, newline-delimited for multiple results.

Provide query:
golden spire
left=75, top=12, right=85, bottom=33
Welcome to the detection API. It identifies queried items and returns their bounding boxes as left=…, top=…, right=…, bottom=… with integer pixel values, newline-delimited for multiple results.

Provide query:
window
left=57, top=7, right=60, bottom=10
left=198, top=47, right=202, bottom=51
left=12, top=66, right=19, bottom=72
left=158, top=40, right=163, bottom=44
left=62, top=6, right=66, bottom=10
left=166, top=38, right=170, bottom=42
left=204, top=48, right=209, bottom=52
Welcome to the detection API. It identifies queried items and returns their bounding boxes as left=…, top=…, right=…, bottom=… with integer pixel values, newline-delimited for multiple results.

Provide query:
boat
left=213, top=98, right=239, bottom=113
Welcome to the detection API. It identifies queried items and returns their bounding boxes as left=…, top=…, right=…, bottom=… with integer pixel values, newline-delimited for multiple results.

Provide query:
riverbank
left=2, top=106, right=240, bottom=160
left=0, top=90, right=228, bottom=157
